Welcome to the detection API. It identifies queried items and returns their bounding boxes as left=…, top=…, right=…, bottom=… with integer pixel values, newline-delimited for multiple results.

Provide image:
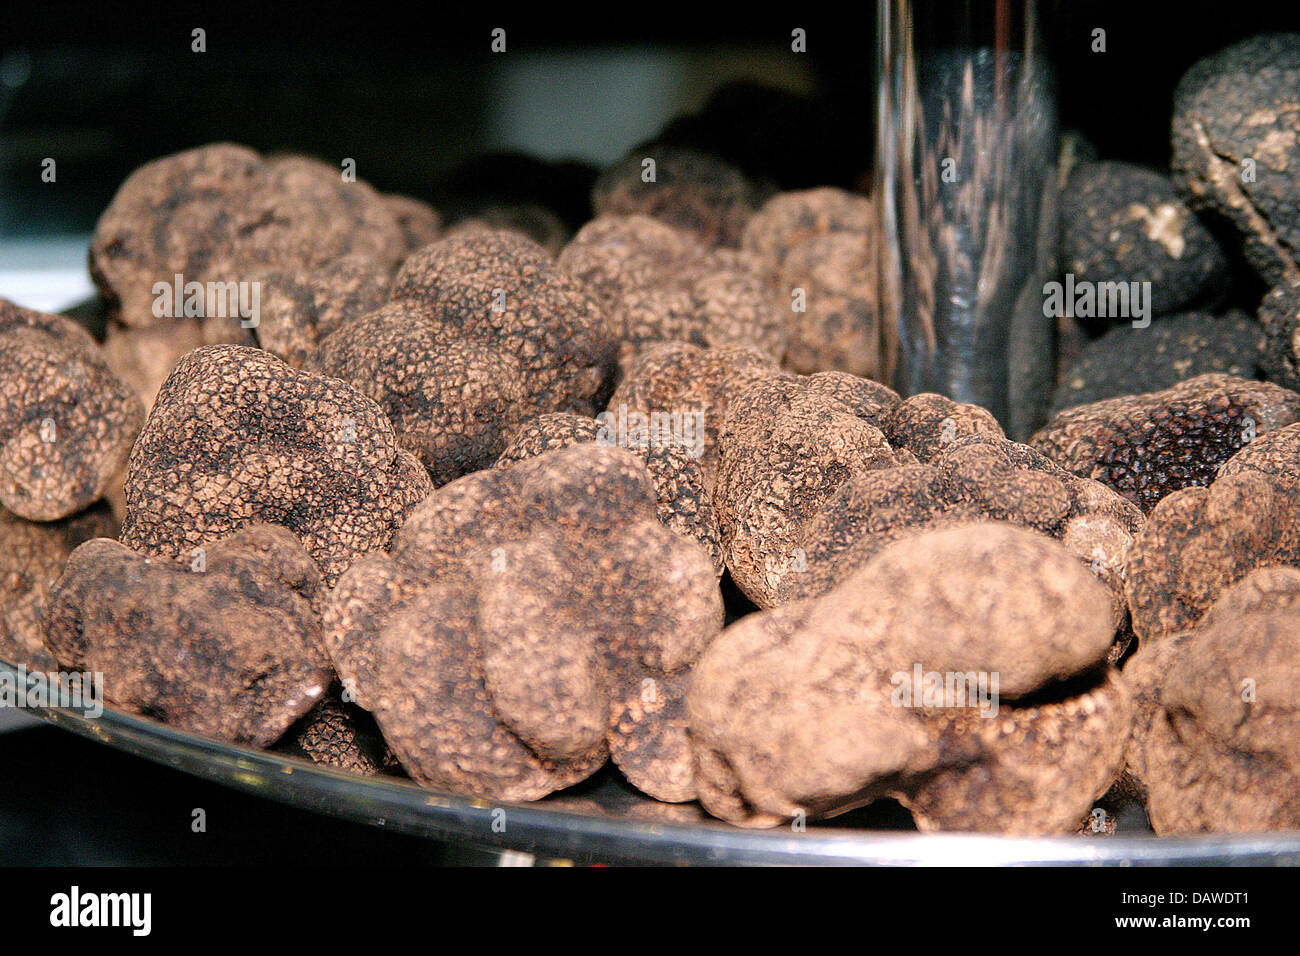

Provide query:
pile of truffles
left=10, top=32, right=1300, bottom=841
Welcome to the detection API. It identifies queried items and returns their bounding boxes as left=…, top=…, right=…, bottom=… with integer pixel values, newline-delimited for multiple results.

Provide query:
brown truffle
left=591, top=144, right=764, bottom=248
left=118, top=345, right=431, bottom=587
left=742, top=188, right=880, bottom=376
left=495, top=412, right=723, bottom=575
left=1127, top=567, right=1300, bottom=833
left=687, top=523, right=1130, bottom=832
left=381, top=194, right=442, bottom=253
left=0, top=502, right=116, bottom=671
left=608, top=341, right=783, bottom=492
left=0, top=298, right=143, bottom=521
left=42, top=524, right=331, bottom=747
left=282, top=687, right=398, bottom=776
left=715, top=374, right=1141, bottom=614
left=444, top=204, right=569, bottom=257
left=325, top=444, right=723, bottom=803
left=90, top=145, right=408, bottom=327
left=1030, top=373, right=1300, bottom=513
left=313, top=229, right=613, bottom=485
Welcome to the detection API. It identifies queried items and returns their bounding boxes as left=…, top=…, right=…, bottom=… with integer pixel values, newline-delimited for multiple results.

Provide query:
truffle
left=90, top=145, right=408, bottom=327
left=687, top=523, right=1130, bottom=832
left=1126, top=567, right=1300, bottom=833
left=0, top=502, right=116, bottom=672
left=444, top=204, right=570, bottom=257
left=1061, top=162, right=1228, bottom=320
left=607, top=341, right=783, bottom=492
left=495, top=412, right=724, bottom=575
left=1171, top=35, right=1300, bottom=287
left=715, top=374, right=1141, bottom=614
left=1051, top=311, right=1265, bottom=413
left=380, top=194, right=442, bottom=253
left=558, top=215, right=786, bottom=370
left=741, top=188, right=880, bottom=376
left=0, top=298, right=143, bottom=521
left=118, top=345, right=431, bottom=587
left=281, top=687, right=399, bottom=776
left=1030, top=373, right=1300, bottom=513
left=325, top=444, right=723, bottom=803
left=591, top=144, right=764, bottom=248
left=42, top=524, right=331, bottom=747
left=1257, top=279, right=1300, bottom=391
left=312, top=229, right=613, bottom=485
left=1123, top=469, right=1300, bottom=643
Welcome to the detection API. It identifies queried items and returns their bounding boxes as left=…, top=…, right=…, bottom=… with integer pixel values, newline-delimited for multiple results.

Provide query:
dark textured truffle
left=688, top=523, right=1130, bottom=832
left=0, top=502, right=116, bottom=671
left=591, top=144, right=764, bottom=248
left=325, top=444, right=723, bottom=803
left=118, top=345, right=432, bottom=587
left=1051, top=311, right=1265, bottom=413
left=742, top=188, right=880, bottom=376
left=313, top=229, right=613, bottom=485
left=1127, top=567, right=1300, bottom=833
left=558, top=215, right=786, bottom=370
left=1031, top=373, right=1300, bottom=513
left=0, top=298, right=143, bottom=521
left=1171, top=35, right=1300, bottom=287
left=1258, top=279, right=1300, bottom=391
left=43, top=524, right=330, bottom=747
left=1062, top=162, right=1228, bottom=320
left=495, top=412, right=724, bottom=575
left=444, top=204, right=570, bottom=257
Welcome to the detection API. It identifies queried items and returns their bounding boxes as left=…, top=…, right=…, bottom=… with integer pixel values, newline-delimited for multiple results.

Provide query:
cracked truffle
left=742, top=188, right=880, bottom=376
left=495, top=412, right=723, bottom=575
left=0, top=502, right=116, bottom=671
left=0, top=298, right=144, bottom=521
left=715, top=374, right=1140, bottom=613
left=1127, top=567, right=1300, bottom=833
left=608, top=341, right=784, bottom=492
left=687, top=523, right=1130, bottom=832
left=592, top=144, right=764, bottom=248
left=325, top=444, right=723, bottom=803
left=43, top=524, right=331, bottom=747
left=1171, top=35, right=1300, bottom=287
left=118, top=345, right=432, bottom=587
left=1051, top=310, right=1265, bottom=413
left=1062, top=162, right=1228, bottom=320
left=90, top=145, right=408, bottom=327
left=1030, top=373, right=1300, bottom=513
left=313, top=229, right=612, bottom=485
left=558, top=215, right=786, bottom=370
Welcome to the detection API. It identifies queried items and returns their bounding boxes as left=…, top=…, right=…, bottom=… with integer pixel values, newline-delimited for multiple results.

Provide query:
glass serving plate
left=7, top=661, right=1300, bottom=866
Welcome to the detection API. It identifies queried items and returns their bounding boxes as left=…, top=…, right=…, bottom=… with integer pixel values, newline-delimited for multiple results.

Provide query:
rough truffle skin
left=1258, top=279, right=1300, bottom=391
left=282, top=688, right=398, bottom=776
left=90, top=145, right=408, bottom=326
left=495, top=412, right=724, bottom=575
left=558, top=215, right=787, bottom=370
left=687, top=523, right=1130, bottom=832
left=0, top=502, right=116, bottom=671
left=741, top=188, right=880, bottom=376
left=608, top=342, right=783, bottom=492
left=0, top=298, right=144, bottom=521
left=1030, top=373, right=1300, bottom=513
left=1052, top=311, right=1265, bottom=413
left=1172, top=35, right=1300, bottom=287
left=325, top=444, right=723, bottom=803
left=1127, top=568, right=1300, bottom=833
left=1062, top=162, right=1228, bottom=320
left=250, top=255, right=391, bottom=368
left=313, top=229, right=613, bottom=485
left=592, top=144, right=764, bottom=248
left=715, top=375, right=1141, bottom=614
left=43, top=524, right=331, bottom=747
left=1124, top=470, right=1300, bottom=643
left=118, top=345, right=432, bottom=587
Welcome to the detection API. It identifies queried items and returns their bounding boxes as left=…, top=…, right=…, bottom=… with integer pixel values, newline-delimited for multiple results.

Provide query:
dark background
left=4, top=1, right=1300, bottom=238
